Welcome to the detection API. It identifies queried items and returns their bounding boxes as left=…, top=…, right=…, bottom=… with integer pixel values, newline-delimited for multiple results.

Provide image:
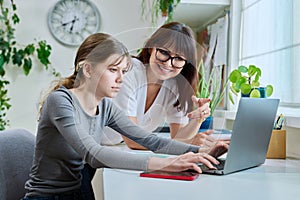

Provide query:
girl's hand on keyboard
left=147, top=152, right=219, bottom=173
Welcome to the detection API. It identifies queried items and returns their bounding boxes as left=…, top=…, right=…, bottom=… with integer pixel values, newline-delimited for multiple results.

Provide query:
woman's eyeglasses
left=155, top=48, right=187, bottom=69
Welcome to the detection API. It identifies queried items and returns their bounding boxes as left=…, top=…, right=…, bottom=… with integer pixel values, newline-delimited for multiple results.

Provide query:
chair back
left=0, top=129, right=35, bottom=200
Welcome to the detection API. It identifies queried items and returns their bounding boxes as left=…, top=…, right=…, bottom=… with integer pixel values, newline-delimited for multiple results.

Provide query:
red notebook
left=140, top=170, right=199, bottom=181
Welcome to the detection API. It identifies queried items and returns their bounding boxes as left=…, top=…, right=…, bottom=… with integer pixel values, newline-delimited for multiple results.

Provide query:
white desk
left=102, top=159, right=300, bottom=200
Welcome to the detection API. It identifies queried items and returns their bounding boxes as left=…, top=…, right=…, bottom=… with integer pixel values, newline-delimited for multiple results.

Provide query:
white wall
left=6, top=0, right=165, bottom=133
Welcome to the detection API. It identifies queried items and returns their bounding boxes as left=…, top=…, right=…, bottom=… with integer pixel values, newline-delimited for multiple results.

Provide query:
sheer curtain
left=240, top=0, right=300, bottom=105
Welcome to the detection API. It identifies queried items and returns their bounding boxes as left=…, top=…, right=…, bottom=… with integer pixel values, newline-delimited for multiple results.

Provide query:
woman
left=22, top=33, right=227, bottom=199
left=101, top=22, right=215, bottom=149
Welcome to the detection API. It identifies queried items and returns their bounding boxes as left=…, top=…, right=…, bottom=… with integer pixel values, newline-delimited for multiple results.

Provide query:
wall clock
left=48, top=0, right=101, bottom=46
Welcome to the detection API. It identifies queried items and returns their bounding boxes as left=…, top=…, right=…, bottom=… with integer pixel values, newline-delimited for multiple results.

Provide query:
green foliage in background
left=0, top=0, right=59, bottom=130
left=141, top=0, right=181, bottom=25
left=228, top=64, right=273, bottom=104
left=196, top=60, right=229, bottom=115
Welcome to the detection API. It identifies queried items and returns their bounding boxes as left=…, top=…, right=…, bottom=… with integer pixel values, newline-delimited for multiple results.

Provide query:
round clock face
left=48, top=0, right=101, bottom=46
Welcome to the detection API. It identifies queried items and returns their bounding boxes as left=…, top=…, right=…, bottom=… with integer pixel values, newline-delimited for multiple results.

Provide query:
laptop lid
left=200, top=98, right=280, bottom=175
left=220, top=98, right=280, bottom=174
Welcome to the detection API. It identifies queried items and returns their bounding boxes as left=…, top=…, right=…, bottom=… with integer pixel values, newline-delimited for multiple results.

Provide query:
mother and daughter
left=22, top=22, right=228, bottom=199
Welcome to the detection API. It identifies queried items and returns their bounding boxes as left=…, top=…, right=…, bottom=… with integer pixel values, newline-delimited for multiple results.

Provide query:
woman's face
left=90, top=55, right=130, bottom=100
left=148, top=47, right=186, bottom=81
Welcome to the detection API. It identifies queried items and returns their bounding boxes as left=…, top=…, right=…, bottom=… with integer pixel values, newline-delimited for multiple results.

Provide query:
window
left=240, top=0, right=300, bottom=106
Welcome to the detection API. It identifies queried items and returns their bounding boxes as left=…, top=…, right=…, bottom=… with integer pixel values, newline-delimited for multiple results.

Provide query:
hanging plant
left=141, top=0, right=181, bottom=25
left=0, top=0, right=59, bottom=130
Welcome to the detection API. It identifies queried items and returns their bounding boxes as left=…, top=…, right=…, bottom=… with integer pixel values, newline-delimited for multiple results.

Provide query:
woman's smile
left=157, top=64, right=173, bottom=73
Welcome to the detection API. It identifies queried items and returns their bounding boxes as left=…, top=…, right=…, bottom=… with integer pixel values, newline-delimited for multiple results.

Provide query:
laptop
left=200, top=98, right=279, bottom=175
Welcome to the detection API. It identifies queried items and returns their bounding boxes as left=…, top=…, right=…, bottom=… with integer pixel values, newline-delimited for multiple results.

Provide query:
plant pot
left=258, top=87, right=266, bottom=98
left=161, top=10, right=168, bottom=17
left=241, top=87, right=267, bottom=98
left=241, top=93, right=250, bottom=97
left=199, top=116, right=213, bottom=132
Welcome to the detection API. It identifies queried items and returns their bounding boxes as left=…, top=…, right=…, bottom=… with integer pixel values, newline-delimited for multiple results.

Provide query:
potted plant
left=141, top=0, right=181, bottom=24
left=228, top=65, right=273, bottom=104
left=0, top=0, right=59, bottom=130
left=196, top=60, right=229, bottom=129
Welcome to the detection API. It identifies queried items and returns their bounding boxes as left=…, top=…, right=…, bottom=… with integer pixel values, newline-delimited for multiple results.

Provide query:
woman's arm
left=121, top=116, right=148, bottom=150
left=169, top=96, right=216, bottom=147
left=169, top=121, right=216, bottom=147
left=169, top=119, right=202, bottom=141
left=122, top=115, right=215, bottom=149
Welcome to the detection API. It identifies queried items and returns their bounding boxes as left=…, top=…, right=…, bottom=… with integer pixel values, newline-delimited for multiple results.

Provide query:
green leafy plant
left=196, top=60, right=229, bottom=115
left=0, top=0, right=59, bottom=130
left=228, top=64, right=273, bottom=104
left=141, top=0, right=181, bottom=25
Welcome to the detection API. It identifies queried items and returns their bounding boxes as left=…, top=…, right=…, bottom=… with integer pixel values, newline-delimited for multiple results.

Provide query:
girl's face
left=90, top=55, right=130, bottom=100
left=148, top=47, right=186, bottom=81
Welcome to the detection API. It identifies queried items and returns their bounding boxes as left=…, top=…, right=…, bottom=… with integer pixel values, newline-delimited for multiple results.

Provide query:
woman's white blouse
left=101, top=58, right=189, bottom=145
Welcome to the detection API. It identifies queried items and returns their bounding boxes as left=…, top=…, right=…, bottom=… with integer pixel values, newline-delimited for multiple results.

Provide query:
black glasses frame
left=155, top=48, right=187, bottom=69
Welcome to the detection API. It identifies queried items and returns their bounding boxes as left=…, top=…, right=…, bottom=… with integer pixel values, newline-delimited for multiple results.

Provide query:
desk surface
left=102, top=159, right=300, bottom=200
